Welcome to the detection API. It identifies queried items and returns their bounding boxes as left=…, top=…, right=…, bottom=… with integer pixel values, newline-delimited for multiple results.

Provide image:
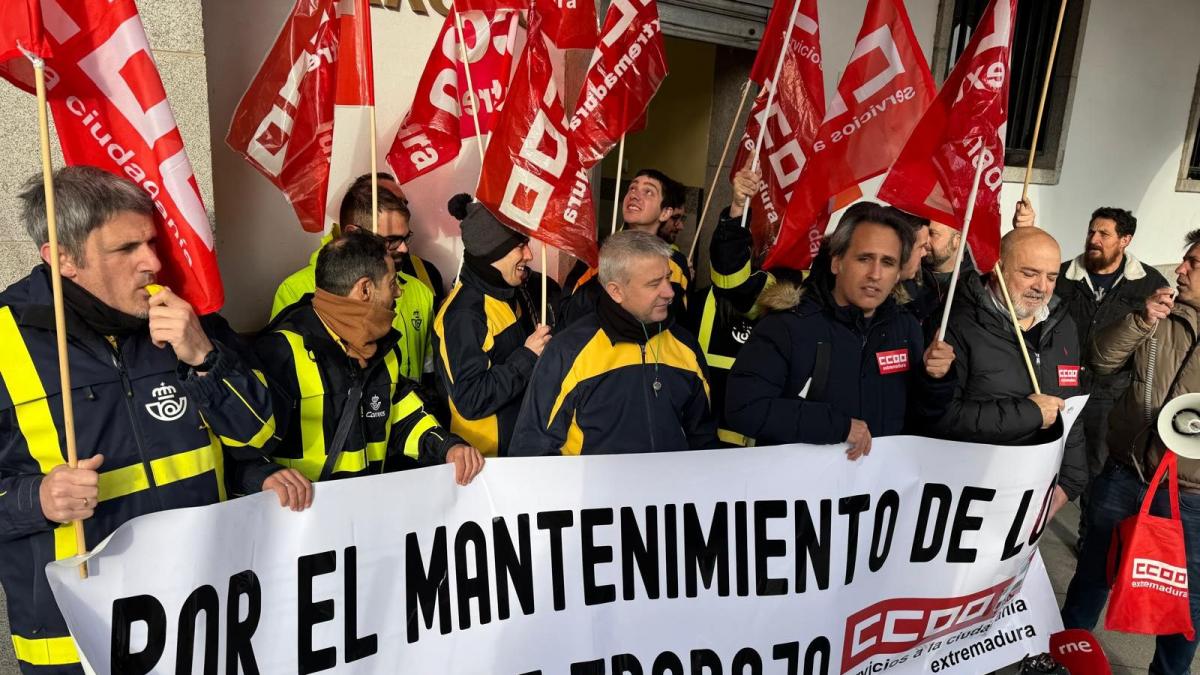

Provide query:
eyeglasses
left=383, top=232, right=414, bottom=250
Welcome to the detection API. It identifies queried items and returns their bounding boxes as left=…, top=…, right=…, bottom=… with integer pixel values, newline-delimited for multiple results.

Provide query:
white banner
left=47, top=399, right=1084, bottom=675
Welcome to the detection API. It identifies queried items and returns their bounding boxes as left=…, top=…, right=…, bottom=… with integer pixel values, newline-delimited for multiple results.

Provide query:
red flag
left=764, top=0, right=934, bottom=270
left=226, top=0, right=340, bottom=233
left=569, top=0, right=668, bottom=168
left=477, top=15, right=598, bottom=267
left=537, top=0, right=599, bottom=49
left=325, top=0, right=379, bottom=223
left=877, top=0, right=1015, bottom=272
left=0, top=0, right=223, bottom=312
left=0, top=0, right=50, bottom=66
left=731, top=0, right=825, bottom=261
left=335, top=0, right=374, bottom=107
left=385, top=8, right=521, bottom=184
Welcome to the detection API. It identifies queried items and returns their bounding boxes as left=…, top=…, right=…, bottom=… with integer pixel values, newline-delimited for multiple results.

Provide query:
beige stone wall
left=0, top=0, right=213, bottom=290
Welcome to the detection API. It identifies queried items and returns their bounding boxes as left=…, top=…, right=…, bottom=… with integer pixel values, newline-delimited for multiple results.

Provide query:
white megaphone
left=1158, top=392, right=1200, bottom=459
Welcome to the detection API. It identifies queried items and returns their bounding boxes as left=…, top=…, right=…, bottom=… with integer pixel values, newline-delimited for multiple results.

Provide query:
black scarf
left=58, top=271, right=148, bottom=337
left=597, top=291, right=669, bottom=344
left=464, top=252, right=513, bottom=293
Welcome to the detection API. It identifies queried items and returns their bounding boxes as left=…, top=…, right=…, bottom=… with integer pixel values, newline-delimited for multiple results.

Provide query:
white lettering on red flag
left=385, top=9, right=520, bottom=185
left=569, top=0, right=668, bottom=169
left=226, top=0, right=340, bottom=234
left=731, top=0, right=824, bottom=262
left=878, top=0, right=1016, bottom=272
left=477, top=13, right=597, bottom=267
left=764, top=0, right=934, bottom=271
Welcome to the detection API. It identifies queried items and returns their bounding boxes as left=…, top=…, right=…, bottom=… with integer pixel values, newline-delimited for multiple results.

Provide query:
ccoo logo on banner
left=47, top=400, right=1086, bottom=674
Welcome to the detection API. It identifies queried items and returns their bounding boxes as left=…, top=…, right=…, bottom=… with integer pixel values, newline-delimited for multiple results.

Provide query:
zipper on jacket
left=640, top=344, right=657, bottom=453
left=111, top=343, right=164, bottom=509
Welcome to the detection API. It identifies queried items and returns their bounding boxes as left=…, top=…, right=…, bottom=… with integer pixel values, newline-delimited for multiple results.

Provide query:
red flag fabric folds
left=877, top=0, right=1016, bottom=272
left=764, top=0, right=934, bottom=271
left=226, top=0, right=341, bottom=234
left=386, top=8, right=521, bottom=184
left=477, top=14, right=598, bottom=267
left=569, top=0, right=668, bottom=168
left=1, top=0, right=223, bottom=312
left=731, top=0, right=825, bottom=262
left=537, top=0, right=599, bottom=49
left=0, top=0, right=50, bottom=66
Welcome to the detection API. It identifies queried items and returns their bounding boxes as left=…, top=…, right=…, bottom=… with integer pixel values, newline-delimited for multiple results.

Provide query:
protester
left=891, top=209, right=942, bottom=340
left=434, top=194, right=559, bottom=457
left=511, top=231, right=716, bottom=455
left=931, top=227, right=1087, bottom=510
left=257, top=231, right=483, bottom=483
left=1061, top=229, right=1200, bottom=673
left=923, top=199, right=1037, bottom=309
left=1054, top=208, right=1167, bottom=488
left=725, top=203, right=956, bottom=457
left=689, top=167, right=774, bottom=447
left=272, top=174, right=437, bottom=385
left=0, top=167, right=311, bottom=674
left=561, top=169, right=691, bottom=325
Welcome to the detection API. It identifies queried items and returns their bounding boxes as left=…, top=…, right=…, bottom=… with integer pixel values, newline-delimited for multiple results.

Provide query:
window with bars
left=1179, top=66, right=1200, bottom=192
left=934, top=0, right=1086, bottom=176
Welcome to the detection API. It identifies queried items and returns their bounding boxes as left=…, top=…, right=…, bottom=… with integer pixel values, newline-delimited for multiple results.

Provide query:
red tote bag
left=1105, top=453, right=1195, bottom=640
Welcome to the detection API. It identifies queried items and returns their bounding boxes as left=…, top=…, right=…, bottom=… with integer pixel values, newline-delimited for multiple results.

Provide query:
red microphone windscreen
left=1050, top=629, right=1111, bottom=675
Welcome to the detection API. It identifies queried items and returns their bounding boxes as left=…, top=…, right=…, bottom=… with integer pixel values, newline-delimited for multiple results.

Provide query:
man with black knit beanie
left=433, top=194, right=561, bottom=457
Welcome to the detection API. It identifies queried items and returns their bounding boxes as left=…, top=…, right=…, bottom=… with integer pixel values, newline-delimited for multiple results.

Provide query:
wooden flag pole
left=610, top=134, right=626, bottom=236
left=454, top=11, right=487, bottom=164
left=1021, top=0, right=1068, bottom=202
left=688, top=79, right=753, bottom=266
left=540, top=245, right=548, bottom=325
left=993, top=259, right=1042, bottom=395
left=936, top=159, right=986, bottom=341
left=739, top=0, right=802, bottom=229
left=32, top=58, right=88, bottom=579
left=369, top=109, right=379, bottom=234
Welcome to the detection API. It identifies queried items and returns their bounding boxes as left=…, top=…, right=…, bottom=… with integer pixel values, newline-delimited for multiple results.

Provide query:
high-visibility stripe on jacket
left=0, top=267, right=282, bottom=675
left=559, top=244, right=692, bottom=329
left=510, top=301, right=717, bottom=456
left=257, top=300, right=460, bottom=481
left=433, top=263, right=559, bottom=457
left=271, top=235, right=435, bottom=381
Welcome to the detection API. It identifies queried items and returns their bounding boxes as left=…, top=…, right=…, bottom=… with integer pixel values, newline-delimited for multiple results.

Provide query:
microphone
left=1049, top=629, right=1111, bottom=675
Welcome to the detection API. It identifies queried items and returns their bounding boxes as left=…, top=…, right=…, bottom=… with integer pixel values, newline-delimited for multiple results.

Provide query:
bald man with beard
left=932, top=227, right=1088, bottom=514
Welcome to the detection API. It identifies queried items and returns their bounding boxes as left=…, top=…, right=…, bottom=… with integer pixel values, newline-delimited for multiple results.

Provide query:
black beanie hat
left=448, top=193, right=527, bottom=263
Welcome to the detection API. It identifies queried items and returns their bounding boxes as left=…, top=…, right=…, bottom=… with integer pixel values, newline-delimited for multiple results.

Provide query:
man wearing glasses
left=271, top=175, right=437, bottom=391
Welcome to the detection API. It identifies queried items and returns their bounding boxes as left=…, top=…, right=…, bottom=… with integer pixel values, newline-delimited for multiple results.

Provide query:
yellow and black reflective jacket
left=256, top=299, right=461, bottom=481
left=400, top=253, right=446, bottom=315
left=0, top=268, right=281, bottom=674
left=433, top=263, right=559, bottom=457
left=510, top=294, right=718, bottom=456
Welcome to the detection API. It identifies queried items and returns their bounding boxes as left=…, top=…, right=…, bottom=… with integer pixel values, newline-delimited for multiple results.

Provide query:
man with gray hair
left=511, top=230, right=717, bottom=455
left=0, top=166, right=310, bottom=674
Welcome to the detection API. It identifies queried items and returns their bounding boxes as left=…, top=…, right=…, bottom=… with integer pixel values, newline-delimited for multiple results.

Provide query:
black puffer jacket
left=933, top=271, right=1088, bottom=498
left=725, top=275, right=956, bottom=446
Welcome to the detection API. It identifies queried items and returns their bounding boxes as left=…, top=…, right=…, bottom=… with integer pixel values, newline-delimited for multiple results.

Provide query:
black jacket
left=256, top=298, right=461, bottom=480
left=933, top=272, right=1088, bottom=499
left=725, top=277, right=956, bottom=447
left=0, top=268, right=281, bottom=674
left=510, top=294, right=717, bottom=455
left=1055, top=254, right=1167, bottom=396
left=433, top=262, right=560, bottom=456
